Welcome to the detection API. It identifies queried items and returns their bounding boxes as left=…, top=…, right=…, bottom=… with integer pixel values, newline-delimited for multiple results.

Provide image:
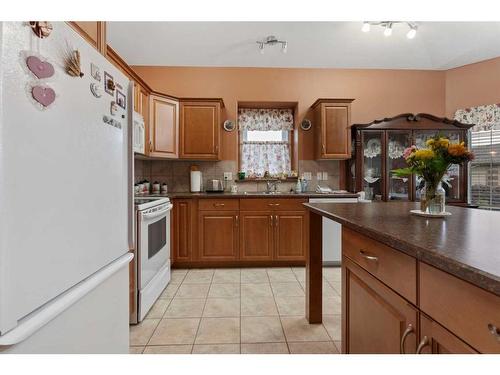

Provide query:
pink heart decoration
left=32, top=86, right=55, bottom=107
left=26, top=56, right=55, bottom=79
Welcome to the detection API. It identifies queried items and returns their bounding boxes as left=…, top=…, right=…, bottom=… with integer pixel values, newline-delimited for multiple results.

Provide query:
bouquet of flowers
left=393, top=135, right=474, bottom=213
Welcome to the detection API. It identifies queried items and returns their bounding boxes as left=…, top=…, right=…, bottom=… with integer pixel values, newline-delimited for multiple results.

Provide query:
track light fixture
left=361, top=21, right=418, bottom=39
left=256, top=35, right=288, bottom=54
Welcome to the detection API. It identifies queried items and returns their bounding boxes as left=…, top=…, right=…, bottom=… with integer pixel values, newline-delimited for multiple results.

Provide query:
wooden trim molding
left=106, top=45, right=152, bottom=93
left=311, top=98, right=355, bottom=108
left=353, top=113, right=473, bottom=130
left=180, top=97, right=225, bottom=108
left=67, top=22, right=106, bottom=55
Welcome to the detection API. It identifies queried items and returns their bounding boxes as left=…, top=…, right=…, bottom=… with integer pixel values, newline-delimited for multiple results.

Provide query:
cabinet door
left=320, top=104, right=351, bottom=159
left=68, top=22, right=106, bottom=54
left=198, top=211, right=238, bottom=261
left=342, top=256, right=418, bottom=354
left=179, top=101, right=220, bottom=159
left=274, top=211, right=307, bottom=261
left=149, top=95, right=179, bottom=158
left=240, top=211, right=274, bottom=261
left=417, top=314, right=478, bottom=354
left=172, top=200, right=194, bottom=262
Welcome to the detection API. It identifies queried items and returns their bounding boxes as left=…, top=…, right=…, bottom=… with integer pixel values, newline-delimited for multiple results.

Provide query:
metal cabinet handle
left=359, top=250, right=378, bottom=261
left=276, top=215, right=279, bottom=227
left=400, top=324, right=414, bottom=354
left=213, top=203, right=225, bottom=207
left=268, top=203, right=280, bottom=206
left=235, top=215, right=239, bottom=227
left=270, top=215, right=273, bottom=227
left=487, top=323, right=500, bottom=342
left=416, top=336, right=430, bottom=354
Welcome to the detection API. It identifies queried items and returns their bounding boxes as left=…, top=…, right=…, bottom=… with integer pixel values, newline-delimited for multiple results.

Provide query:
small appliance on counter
left=206, top=179, right=224, bottom=193
left=190, top=165, right=202, bottom=192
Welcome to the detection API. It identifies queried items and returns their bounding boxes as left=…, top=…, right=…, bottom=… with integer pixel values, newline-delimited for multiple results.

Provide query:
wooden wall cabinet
left=312, top=99, right=354, bottom=160
left=149, top=94, right=179, bottom=158
left=179, top=100, right=222, bottom=160
left=198, top=211, right=239, bottom=261
left=68, top=22, right=106, bottom=55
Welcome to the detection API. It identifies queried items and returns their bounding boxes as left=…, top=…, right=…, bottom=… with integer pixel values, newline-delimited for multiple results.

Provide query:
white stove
left=132, top=196, right=172, bottom=323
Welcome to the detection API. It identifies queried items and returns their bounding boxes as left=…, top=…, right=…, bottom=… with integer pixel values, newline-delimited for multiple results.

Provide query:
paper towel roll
left=190, top=171, right=202, bottom=192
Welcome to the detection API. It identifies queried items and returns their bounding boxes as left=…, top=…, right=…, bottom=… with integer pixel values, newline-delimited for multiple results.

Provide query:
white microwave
left=133, top=111, right=145, bottom=154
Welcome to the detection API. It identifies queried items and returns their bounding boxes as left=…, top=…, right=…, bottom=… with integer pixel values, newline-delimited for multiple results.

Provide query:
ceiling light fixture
left=256, top=35, right=288, bottom=54
left=361, top=21, right=418, bottom=39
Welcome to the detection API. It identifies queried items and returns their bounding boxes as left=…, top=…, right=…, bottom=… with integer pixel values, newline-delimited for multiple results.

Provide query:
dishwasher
left=308, top=197, right=360, bottom=265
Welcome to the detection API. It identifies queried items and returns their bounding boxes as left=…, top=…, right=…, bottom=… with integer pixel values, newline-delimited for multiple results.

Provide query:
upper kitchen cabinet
left=312, top=99, right=354, bottom=160
left=67, top=22, right=106, bottom=55
left=149, top=94, right=179, bottom=158
left=179, top=99, right=224, bottom=160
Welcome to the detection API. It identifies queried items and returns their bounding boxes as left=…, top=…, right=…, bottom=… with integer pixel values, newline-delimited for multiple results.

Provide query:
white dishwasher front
left=308, top=197, right=359, bottom=266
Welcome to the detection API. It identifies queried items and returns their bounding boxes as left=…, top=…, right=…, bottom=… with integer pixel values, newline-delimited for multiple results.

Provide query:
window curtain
left=454, top=104, right=500, bottom=209
left=238, top=108, right=293, bottom=176
left=238, top=108, right=294, bottom=131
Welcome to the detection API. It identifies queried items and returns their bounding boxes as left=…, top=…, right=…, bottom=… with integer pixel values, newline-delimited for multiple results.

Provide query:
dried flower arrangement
left=63, top=43, right=84, bottom=78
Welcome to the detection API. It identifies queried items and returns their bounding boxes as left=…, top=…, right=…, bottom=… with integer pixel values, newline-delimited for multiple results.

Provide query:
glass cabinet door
left=361, top=131, right=383, bottom=200
left=387, top=131, right=412, bottom=200
left=413, top=130, right=462, bottom=201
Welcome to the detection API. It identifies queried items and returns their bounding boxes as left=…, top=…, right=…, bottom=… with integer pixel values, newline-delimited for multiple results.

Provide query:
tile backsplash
left=135, top=159, right=340, bottom=193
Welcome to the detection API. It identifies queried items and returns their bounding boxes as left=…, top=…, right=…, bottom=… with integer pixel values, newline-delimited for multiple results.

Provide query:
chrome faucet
left=266, top=179, right=281, bottom=193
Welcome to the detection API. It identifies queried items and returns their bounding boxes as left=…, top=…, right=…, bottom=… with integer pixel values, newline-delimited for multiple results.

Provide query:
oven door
left=138, top=203, right=172, bottom=290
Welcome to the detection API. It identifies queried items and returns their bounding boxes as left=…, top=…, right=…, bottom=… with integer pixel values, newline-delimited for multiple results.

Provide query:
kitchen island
left=303, top=201, right=500, bottom=354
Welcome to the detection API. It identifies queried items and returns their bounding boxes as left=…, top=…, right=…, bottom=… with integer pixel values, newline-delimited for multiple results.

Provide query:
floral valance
left=238, top=108, right=294, bottom=131
left=454, top=103, right=500, bottom=131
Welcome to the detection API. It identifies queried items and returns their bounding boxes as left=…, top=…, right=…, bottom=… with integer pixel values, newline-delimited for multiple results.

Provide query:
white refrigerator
left=0, top=22, right=133, bottom=353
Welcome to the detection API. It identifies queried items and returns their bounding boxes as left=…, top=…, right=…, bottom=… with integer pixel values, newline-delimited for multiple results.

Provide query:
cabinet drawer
left=198, top=199, right=239, bottom=211
left=342, top=227, right=417, bottom=304
left=240, top=198, right=307, bottom=211
left=419, top=262, right=500, bottom=353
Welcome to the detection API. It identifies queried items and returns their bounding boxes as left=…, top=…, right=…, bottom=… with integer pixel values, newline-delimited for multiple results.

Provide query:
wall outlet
left=322, top=171, right=328, bottom=180
left=303, top=172, right=312, bottom=181
left=317, top=172, right=323, bottom=181
left=224, top=172, right=233, bottom=181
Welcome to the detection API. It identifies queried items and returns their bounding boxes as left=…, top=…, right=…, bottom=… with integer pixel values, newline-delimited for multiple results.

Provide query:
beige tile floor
left=130, top=266, right=342, bottom=354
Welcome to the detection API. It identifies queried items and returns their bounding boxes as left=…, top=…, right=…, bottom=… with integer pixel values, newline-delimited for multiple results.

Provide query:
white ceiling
left=107, top=22, right=500, bottom=70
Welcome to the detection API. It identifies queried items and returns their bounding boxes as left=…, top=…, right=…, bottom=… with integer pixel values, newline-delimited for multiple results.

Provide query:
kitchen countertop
left=140, top=191, right=360, bottom=199
left=304, top=201, right=500, bottom=296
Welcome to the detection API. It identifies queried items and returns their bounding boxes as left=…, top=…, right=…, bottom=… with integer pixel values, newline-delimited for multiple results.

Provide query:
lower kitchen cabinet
left=343, top=256, right=418, bottom=354
left=198, top=211, right=239, bottom=261
left=274, top=211, right=308, bottom=261
left=239, top=211, right=274, bottom=261
left=172, top=199, right=195, bottom=262
left=417, top=314, right=478, bottom=354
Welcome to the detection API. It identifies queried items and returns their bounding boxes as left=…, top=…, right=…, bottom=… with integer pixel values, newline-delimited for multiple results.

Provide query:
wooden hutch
left=344, top=113, right=473, bottom=204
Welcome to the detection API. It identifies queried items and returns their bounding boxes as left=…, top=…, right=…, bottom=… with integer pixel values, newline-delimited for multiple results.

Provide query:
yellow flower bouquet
left=393, top=135, right=474, bottom=213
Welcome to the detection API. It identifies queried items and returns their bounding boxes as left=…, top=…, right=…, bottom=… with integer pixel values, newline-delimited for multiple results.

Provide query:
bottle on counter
left=295, top=180, right=302, bottom=193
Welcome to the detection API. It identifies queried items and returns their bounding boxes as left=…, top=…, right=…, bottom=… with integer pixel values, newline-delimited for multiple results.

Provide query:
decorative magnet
left=110, top=101, right=119, bottom=116
left=26, top=55, right=55, bottom=79
left=32, top=85, right=56, bottom=107
left=90, top=63, right=101, bottom=81
left=63, top=45, right=84, bottom=78
left=29, top=21, right=53, bottom=39
left=90, top=82, right=102, bottom=98
left=116, top=90, right=126, bottom=109
left=104, top=72, right=115, bottom=96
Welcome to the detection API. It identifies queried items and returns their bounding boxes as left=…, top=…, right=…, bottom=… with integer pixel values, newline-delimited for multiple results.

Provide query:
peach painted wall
left=445, top=57, right=500, bottom=117
left=133, top=66, right=445, bottom=160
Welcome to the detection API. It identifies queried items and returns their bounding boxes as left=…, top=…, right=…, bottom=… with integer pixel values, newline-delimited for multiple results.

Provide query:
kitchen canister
left=152, top=181, right=160, bottom=194
left=190, top=165, right=202, bottom=192
left=161, top=183, right=168, bottom=194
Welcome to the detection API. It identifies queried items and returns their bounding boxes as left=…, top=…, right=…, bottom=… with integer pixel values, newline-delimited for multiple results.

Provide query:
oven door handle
left=141, top=204, right=173, bottom=221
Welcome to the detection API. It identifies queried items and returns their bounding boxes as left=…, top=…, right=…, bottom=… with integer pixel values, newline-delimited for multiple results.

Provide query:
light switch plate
left=317, top=172, right=323, bottom=181
left=303, top=172, right=312, bottom=180
left=323, top=172, right=329, bottom=180
left=223, top=172, right=233, bottom=181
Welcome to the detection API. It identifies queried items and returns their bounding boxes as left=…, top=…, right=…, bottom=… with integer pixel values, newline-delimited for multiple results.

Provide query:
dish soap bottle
left=295, top=179, right=302, bottom=193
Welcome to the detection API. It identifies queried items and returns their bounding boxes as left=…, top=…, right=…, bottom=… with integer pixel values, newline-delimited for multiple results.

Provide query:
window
left=455, top=104, right=500, bottom=210
left=238, top=108, right=293, bottom=177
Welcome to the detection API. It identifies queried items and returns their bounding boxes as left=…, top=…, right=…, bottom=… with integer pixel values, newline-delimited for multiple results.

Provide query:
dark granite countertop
left=140, top=192, right=360, bottom=199
left=304, top=201, right=500, bottom=296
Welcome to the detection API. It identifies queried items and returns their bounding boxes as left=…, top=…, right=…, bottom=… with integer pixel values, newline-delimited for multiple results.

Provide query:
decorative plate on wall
left=223, top=120, right=236, bottom=132
left=300, top=119, right=312, bottom=131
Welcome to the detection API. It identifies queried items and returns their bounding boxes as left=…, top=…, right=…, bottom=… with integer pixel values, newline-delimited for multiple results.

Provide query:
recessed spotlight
left=406, top=25, right=417, bottom=39
left=384, top=23, right=393, bottom=37
left=361, top=22, right=370, bottom=33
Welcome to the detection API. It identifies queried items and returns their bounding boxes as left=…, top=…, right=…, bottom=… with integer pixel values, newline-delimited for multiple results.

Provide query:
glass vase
left=425, top=181, right=446, bottom=214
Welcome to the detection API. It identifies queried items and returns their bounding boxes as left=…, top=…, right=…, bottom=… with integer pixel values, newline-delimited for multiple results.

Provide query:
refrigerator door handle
left=0, top=253, right=133, bottom=347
